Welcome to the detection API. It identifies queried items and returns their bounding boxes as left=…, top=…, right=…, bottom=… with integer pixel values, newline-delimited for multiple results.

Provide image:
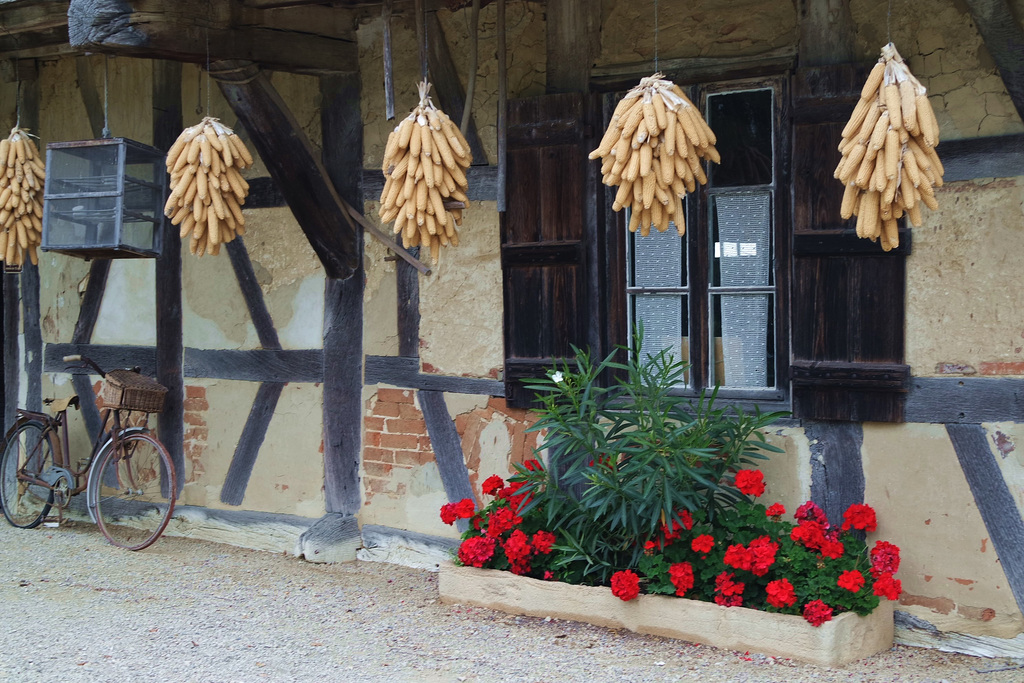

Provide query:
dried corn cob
left=378, top=80, right=472, bottom=264
left=164, top=117, right=254, bottom=258
left=837, top=43, right=944, bottom=252
left=589, top=73, right=719, bottom=237
left=0, top=127, right=45, bottom=268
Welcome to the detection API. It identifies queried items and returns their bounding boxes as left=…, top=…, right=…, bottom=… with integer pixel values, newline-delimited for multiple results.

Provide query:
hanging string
left=102, top=56, right=110, bottom=138
left=205, top=14, right=212, bottom=115
left=15, top=77, right=21, bottom=129
left=654, top=0, right=659, bottom=73
left=886, top=0, right=893, bottom=44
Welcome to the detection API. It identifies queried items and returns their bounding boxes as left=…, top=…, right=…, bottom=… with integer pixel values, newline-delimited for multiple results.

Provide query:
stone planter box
left=439, top=565, right=894, bottom=667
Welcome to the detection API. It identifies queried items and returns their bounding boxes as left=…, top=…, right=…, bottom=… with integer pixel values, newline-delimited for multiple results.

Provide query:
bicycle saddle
left=44, top=396, right=80, bottom=414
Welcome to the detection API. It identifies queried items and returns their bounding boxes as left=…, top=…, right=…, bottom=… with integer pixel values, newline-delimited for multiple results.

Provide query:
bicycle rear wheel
left=90, top=431, right=176, bottom=550
left=0, top=421, right=54, bottom=528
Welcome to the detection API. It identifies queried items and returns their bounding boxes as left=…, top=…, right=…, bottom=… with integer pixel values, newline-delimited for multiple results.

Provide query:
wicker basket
left=100, top=370, right=167, bottom=413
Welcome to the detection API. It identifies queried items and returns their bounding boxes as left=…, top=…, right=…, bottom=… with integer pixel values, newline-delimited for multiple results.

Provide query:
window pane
left=711, top=293, right=774, bottom=388
left=631, top=220, right=687, bottom=288
left=712, top=193, right=772, bottom=287
left=634, top=294, right=689, bottom=383
left=707, top=90, right=773, bottom=187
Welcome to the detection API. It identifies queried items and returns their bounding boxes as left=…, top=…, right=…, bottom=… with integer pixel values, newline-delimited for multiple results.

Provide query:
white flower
left=551, top=371, right=564, bottom=384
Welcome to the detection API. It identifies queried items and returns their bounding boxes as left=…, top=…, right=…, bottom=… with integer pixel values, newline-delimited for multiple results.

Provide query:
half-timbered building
left=2, top=0, right=1024, bottom=656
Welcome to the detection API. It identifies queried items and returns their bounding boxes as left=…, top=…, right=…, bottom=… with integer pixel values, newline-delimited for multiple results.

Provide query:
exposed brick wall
left=455, top=397, right=540, bottom=493
left=183, top=385, right=209, bottom=483
left=362, top=390, right=540, bottom=505
left=363, top=388, right=434, bottom=502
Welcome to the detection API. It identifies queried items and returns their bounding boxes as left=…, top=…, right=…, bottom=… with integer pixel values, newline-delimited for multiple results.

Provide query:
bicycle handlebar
left=63, top=354, right=106, bottom=378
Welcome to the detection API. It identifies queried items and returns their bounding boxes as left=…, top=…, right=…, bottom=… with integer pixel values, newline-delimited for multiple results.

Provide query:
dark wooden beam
left=424, top=10, right=486, bottom=164
left=806, top=421, right=865, bottom=529
left=941, top=133, right=1024, bottom=182
left=964, top=0, right=1024, bottom=123
left=397, top=250, right=421, bottom=357
left=321, top=71, right=365, bottom=516
left=220, top=382, right=285, bottom=505
left=19, top=70, right=41, bottom=414
left=46, top=343, right=324, bottom=383
left=947, top=423, right=1024, bottom=614
left=590, top=48, right=798, bottom=92
left=365, top=355, right=504, bottom=395
left=183, top=348, right=323, bottom=382
left=0, top=1, right=70, bottom=60
left=226, top=239, right=281, bottom=349
left=46, top=344, right=157, bottom=376
left=419, top=390, right=476, bottom=532
left=66, top=0, right=358, bottom=75
left=3, top=273, right=19, bottom=428
left=545, top=0, right=594, bottom=94
left=907, top=377, right=1024, bottom=423
left=797, top=0, right=857, bottom=66
left=212, top=60, right=359, bottom=280
left=153, top=58, right=185, bottom=496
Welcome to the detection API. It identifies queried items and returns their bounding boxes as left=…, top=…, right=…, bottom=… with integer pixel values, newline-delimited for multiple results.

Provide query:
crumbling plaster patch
left=851, top=0, right=1023, bottom=138
left=906, top=178, right=1024, bottom=375
left=596, top=0, right=798, bottom=67
left=862, top=423, right=1024, bottom=637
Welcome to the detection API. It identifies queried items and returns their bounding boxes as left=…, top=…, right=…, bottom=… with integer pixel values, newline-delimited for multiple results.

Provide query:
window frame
left=622, top=75, right=791, bottom=410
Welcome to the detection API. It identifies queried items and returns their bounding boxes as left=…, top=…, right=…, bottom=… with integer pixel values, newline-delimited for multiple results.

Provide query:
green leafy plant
left=439, top=332, right=902, bottom=627
left=511, top=330, right=785, bottom=584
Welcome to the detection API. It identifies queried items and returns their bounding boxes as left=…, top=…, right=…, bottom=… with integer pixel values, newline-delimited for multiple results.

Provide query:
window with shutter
left=625, top=78, right=789, bottom=405
left=790, top=65, right=910, bottom=422
left=502, top=68, right=908, bottom=420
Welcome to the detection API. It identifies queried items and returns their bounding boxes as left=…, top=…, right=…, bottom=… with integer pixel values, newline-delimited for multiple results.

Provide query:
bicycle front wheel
left=0, top=421, right=55, bottom=528
left=91, top=431, right=176, bottom=550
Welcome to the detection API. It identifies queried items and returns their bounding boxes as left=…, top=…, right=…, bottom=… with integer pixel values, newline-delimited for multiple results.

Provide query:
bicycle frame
left=10, top=405, right=138, bottom=500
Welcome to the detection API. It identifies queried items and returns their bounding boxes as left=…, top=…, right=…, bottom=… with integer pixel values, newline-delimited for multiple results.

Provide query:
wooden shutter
left=790, top=65, right=911, bottom=422
left=502, top=93, right=617, bottom=407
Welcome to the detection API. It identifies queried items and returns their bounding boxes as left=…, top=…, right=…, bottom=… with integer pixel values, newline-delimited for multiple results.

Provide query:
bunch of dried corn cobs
left=836, top=43, right=944, bottom=251
left=589, top=74, right=720, bottom=237
left=164, top=117, right=254, bottom=257
left=0, top=128, right=44, bottom=267
left=379, top=80, right=472, bottom=264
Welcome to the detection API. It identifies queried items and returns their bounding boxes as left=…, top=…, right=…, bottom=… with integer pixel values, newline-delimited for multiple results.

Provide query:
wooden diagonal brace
left=211, top=60, right=359, bottom=280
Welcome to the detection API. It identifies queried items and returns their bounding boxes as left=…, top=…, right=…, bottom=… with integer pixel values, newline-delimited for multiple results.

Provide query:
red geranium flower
left=795, top=501, right=828, bottom=525
left=481, top=475, right=505, bottom=496
left=503, top=529, right=533, bottom=575
left=485, top=506, right=522, bottom=538
left=439, top=503, right=458, bottom=525
left=766, top=578, right=796, bottom=609
left=765, top=503, right=786, bottom=518
left=803, top=599, right=834, bottom=627
left=820, top=538, right=845, bottom=560
left=791, top=520, right=826, bottom=550
left=714, top=572, right=745, bottom=607
left=610, top=570, right=641, bottom=601
left=440, top=498, right=476, bottom=525
left=668, top=562, right=694, bottom=597
left=457, top=536, right=495, bottom=568
left=748, top=536, right=779, bottom=576
left=873, top=573, right=903, bottom=600
left=454, top=498, right=476, bottom=519
left=532, top=530, right=556, bottom=554
left=838, top=569, right=866, bottom=593
left=842, top=503, right=878, bottom=532
left=870, top=540, right=901, bottom=578
left=734, top=469, right=766, bottom=497
left=691, top=534, right=715, bottom=556
left=724, top=544, right=753, bottom=572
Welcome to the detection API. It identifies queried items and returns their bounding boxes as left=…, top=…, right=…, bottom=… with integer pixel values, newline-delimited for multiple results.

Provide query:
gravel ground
left=1, top=522, right=1022, bottom=683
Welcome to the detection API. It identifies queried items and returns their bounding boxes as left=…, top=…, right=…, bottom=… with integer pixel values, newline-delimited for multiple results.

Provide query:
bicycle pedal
left=43, top=519, right=61, bottom=528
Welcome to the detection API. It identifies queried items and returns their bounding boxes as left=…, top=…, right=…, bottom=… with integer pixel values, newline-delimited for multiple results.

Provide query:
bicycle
left=0, top=355, right=177, bottom=550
